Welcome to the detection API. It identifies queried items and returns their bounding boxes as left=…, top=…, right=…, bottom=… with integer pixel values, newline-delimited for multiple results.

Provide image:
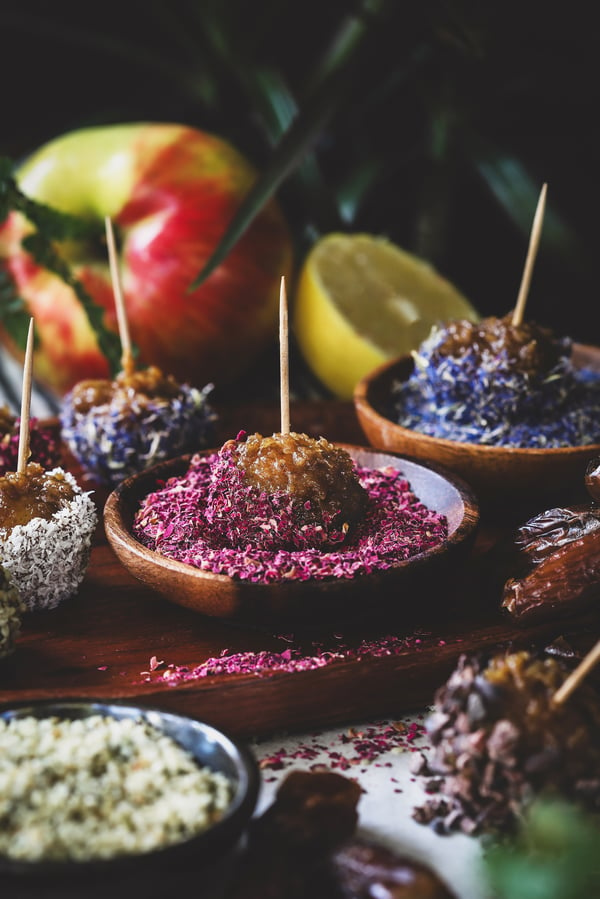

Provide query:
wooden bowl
left=354, top=344, right=600, bottom=510
left=104, top=445, right=479, bottom=628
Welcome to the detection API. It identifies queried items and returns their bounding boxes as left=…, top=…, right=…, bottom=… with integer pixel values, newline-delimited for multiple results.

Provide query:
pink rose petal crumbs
left=255, top=718, right=429, bottom=775
left=132, top=453, right=448, bottom=584
left=137, top=631, right=447, bottom=686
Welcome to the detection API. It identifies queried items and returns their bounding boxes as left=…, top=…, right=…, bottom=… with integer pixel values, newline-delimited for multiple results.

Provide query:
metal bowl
left=0, top=700, right=260, bottom=886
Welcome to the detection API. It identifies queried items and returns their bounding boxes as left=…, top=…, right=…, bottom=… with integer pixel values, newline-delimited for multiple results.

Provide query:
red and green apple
left=0, top=122, right=293, bottom=396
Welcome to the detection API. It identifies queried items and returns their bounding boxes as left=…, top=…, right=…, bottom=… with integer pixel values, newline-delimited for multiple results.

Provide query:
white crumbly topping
left=0, top=567, right=24, bottom=658
left=0, top=714, right=234, bottom=862
left=0, top=468, right=97, bottom=612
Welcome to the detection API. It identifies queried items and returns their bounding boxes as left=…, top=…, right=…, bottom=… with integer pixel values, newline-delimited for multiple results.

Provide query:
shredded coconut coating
left=133, top=453, right=448, bottom=584
left=0, top=468, right=97, bottom=612
left=0, top=566, right=24, bottom=659
left=0, top=714, right=233, bottom=862
left=394, top=321, right=600, bottom=448
left=60, top=382, right=216, bottom=487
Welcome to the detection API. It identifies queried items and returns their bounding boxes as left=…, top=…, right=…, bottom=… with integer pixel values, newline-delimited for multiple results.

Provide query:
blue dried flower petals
left=394, top=326, right=600, bottom=448
left=60, top=383, right=216, bottom=486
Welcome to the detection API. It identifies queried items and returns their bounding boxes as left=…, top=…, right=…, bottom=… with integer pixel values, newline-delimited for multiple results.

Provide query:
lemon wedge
left=293, top=233, right=479, bottom=399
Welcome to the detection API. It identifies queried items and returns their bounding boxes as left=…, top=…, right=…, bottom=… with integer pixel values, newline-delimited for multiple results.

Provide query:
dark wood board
left=1, top=401, right=598, bottom=738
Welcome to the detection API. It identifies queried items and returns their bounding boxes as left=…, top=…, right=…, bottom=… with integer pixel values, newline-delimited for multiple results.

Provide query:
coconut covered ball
left=395, top=314, right=600, bottom=447
left=205, top=431, right=369, bottom=551
left=60, top=365, right=216, bottom=487
left=0, top=463, right=98, bottom=612
left=0, top=405, right=61, bottom=476
left=0, top=565, right=24, bottom=659
left=412, top=650, right=600, bottom=836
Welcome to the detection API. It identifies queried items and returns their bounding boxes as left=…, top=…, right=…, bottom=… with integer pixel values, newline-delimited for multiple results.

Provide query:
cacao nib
left=413, top=651, right=600, bottom=836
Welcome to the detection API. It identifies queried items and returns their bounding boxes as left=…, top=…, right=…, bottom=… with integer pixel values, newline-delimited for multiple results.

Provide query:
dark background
left=1, top=1, right=598, bottom=349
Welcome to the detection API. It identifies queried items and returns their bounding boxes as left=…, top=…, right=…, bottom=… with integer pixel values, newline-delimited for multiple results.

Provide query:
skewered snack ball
left=60, top=361, right=215, bottom=487
left=394, top=314, right=600, bottom=447
left=0, top=404, right=61, bottom=476
left=0, top=565, right=24, bottom=658
left=412, top=650, right=600, bottom=836
left=205, top=430, right=369, bottom=551
left=0, top=462, right=97, bottom=611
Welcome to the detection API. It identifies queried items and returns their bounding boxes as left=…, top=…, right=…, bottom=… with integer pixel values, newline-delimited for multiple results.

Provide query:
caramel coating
left=227, top=431, right=368, bottom=525
left=0, top=463, right=75, bottom=530
left=433, top=313, right=564, bottom=375
left=69, top=365, right=181, bottom=414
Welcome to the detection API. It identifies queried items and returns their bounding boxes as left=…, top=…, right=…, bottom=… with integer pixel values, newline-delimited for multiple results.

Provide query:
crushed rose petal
left=132, top=453, right=448, bottom=584
left=253, top=718, right=429, bottom=775
left=137, top=631, right=447, bottom=686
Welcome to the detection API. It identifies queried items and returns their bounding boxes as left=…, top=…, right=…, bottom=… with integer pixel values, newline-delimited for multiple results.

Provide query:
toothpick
left=512, top=182, right=547, bottom=327
left=279, top=276, right=290, bottom=435
left=17, top=318, right=35, bottom=475
left=105, top=216, right=134, bottom=375
left=552, top=638, right=600, bottom=706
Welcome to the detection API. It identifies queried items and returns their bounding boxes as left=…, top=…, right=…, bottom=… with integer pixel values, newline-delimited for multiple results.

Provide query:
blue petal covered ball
left=60, top=365, right=216, bottom=486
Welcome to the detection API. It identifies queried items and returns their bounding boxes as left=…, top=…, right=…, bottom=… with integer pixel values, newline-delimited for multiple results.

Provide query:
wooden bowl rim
left=104, top=444, right=480, bottom=597
left=354, top=344, right=600, bottom=461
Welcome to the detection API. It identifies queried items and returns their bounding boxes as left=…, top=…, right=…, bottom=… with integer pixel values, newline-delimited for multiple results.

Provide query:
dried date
left=501, top=506, right=600, bottom=624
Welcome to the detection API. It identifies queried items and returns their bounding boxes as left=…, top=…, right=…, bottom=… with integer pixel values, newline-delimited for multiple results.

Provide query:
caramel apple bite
left=0, top=462, right=97, bottom=612
left=59, top=216, right=216, bottom=487
left=394, top=313, right=600, bottom=448
left=412, top=650, right=600, bottom=836
left=205, top=430, right=369, bottom=551
left=60, top=360, right=215, bottom=487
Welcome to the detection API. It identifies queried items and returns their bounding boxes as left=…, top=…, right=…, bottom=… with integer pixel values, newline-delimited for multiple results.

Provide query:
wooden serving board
left=1, top=402, right=598, bottom=738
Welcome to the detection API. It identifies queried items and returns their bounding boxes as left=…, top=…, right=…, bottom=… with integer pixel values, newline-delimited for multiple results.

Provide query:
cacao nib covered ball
left=412, top=650, right=600, bottom=836
left=60, top=365, right=216, bottom=487
left=205, top=431, right=369, bottom=551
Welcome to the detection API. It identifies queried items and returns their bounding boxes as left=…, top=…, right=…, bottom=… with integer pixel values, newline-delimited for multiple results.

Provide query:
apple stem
left=280, top=276, right=290, bottom=436
left=552, top=638, right=600, bottom=706
left=17, top=317, right=35, bottom=475
left=105, top=216, right=134, bottom=374
left=512, top=182, right=547, bottom=327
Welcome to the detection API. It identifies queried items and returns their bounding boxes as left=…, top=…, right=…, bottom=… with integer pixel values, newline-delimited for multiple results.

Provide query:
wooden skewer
left=512, top=182, right=547, bottom=327
left=105, top=216, right=134, bottom=374
left=552, top=638, right=600, bottom=706
left=279, top=276, right=290, bottom=435
left=17, top=318, right=35, bottom=475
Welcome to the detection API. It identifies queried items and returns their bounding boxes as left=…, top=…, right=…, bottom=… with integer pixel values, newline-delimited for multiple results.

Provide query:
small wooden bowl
left=354, top=345, right=600, bottom=510
left=104, top=446, right=479, bottom=628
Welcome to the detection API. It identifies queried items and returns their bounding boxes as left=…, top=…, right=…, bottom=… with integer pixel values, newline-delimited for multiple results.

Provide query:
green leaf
left=189, top=0, right=396, bottom=288
left=0, top=158, right=122, bottom=374
left=484, top=799, right=600, bottom=899
left=464, top=136, right=590, bottom=277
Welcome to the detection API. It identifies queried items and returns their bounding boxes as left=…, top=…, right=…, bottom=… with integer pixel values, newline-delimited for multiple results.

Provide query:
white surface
left=249, top=712, right=488, bottom=899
